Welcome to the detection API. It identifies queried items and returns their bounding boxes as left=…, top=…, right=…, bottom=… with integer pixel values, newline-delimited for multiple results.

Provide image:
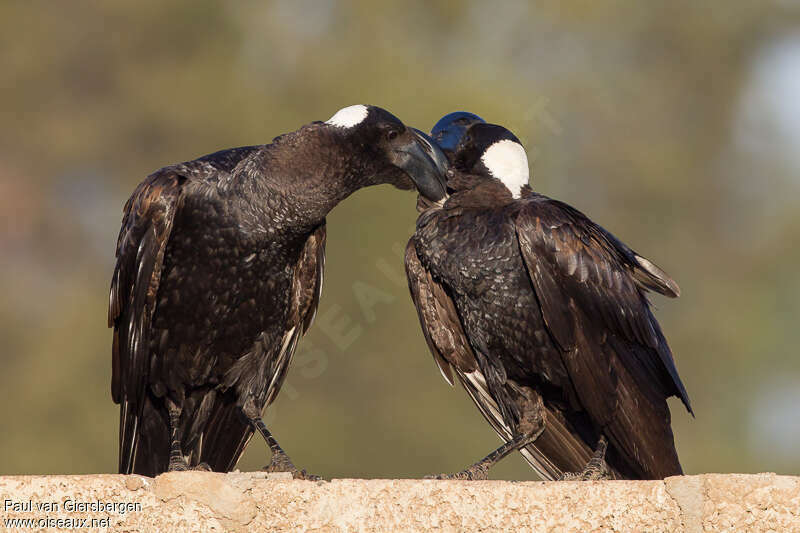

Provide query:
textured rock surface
left=0, top=473, right=797, bottom=532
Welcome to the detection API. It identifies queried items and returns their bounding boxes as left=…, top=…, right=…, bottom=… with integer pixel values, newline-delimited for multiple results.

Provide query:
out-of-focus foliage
left=1, top=0, right=799, bottom=478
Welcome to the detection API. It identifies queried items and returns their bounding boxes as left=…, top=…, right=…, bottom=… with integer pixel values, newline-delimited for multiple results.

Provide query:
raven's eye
left=386, top=129, right=399, bottom=141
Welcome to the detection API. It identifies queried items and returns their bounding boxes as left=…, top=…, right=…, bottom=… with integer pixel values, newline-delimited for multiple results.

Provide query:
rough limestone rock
left=0, top=473, right=798, bottom=531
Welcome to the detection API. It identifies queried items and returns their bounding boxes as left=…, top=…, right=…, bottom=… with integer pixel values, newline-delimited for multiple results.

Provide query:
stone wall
left=1, top=473, right=798, bottom=532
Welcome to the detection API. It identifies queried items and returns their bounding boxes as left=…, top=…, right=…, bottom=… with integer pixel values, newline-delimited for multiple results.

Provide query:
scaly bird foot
left=168, top=459, right=212, bottom=472
left=425, top=463, right=490, bottom=480
left=559, top=437, right=612, bottom=481
left=262, top=451, right=321, bottom=481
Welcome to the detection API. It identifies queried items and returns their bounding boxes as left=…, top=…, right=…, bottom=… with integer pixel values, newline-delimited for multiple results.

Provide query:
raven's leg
left=166, top=399, right=190, bottom=471
left=428, top=389, right=546, bottom=480
left=559, top=436, right=612, bottom=481
left=241, top=400, right=320, bottom=480
left=165, top=399, right=211, bottom=472
left=428, top=427, right=546, bottom=480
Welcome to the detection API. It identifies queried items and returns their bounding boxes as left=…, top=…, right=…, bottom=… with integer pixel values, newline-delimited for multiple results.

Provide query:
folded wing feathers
left=632, top=254, right=681, bottom=298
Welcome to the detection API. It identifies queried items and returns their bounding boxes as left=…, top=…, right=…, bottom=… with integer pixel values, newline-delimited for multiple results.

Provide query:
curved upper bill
left=393, top=129, right=449, bottom=202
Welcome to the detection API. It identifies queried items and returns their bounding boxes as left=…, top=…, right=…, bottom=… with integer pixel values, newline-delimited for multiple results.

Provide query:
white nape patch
left=480, top=139, right=530, bottom=198
left=325, top=104, right=369, bottom=128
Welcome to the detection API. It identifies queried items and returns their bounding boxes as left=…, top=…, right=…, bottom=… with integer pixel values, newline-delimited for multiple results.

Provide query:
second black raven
left=405, top=119, right=690, bottom=480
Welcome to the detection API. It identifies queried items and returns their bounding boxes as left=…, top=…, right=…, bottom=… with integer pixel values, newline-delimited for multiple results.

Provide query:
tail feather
left=521, top=408, right=625, bottom=480
left=199, top=397, right=254, bottom=472
left=123, top=394, right=169, bottom=476
left=524, top=410, right=590, bottom=480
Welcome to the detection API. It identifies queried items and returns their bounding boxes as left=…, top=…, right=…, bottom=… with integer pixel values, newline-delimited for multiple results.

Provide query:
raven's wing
left=515, top=196, right=690, bottom=478
left=199, top=223, right=327, bottom=472
left=109, top=168, right=187, bottom=474
left=405, top=240, right=596, bottom=480
left=110, top=146, right=260, bottom=475
left=266, top=222, right=327, bottom=407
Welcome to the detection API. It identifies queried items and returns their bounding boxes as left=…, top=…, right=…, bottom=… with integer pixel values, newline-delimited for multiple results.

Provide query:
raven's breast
left=416, top=208, right=569, bottom=390
left=150, top=197, right=305, bottom=396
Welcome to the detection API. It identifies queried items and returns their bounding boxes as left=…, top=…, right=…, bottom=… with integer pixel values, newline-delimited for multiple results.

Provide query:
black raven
left=405, top=120, right=690, bottom=480
left=110, top=105, right=447, bottom=477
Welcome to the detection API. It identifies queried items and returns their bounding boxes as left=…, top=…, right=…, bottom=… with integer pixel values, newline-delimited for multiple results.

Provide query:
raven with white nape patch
left=405, top=118, right=691, bottom=480
left=110, top=105, right=448, bottom=477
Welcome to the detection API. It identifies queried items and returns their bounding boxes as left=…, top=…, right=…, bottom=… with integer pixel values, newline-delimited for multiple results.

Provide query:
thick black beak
left=430, top=111, right=486, bottom=153
left=411, top=128, right=450, bottom=179
left=392, top=129, right=449, bottom=202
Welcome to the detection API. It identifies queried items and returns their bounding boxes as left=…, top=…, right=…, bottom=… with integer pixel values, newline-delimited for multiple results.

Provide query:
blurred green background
left=2, top=1, right=799, bottom=480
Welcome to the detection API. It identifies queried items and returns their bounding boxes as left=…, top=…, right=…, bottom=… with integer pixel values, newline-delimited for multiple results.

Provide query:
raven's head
left=323, top=105, right=449, bottom=202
